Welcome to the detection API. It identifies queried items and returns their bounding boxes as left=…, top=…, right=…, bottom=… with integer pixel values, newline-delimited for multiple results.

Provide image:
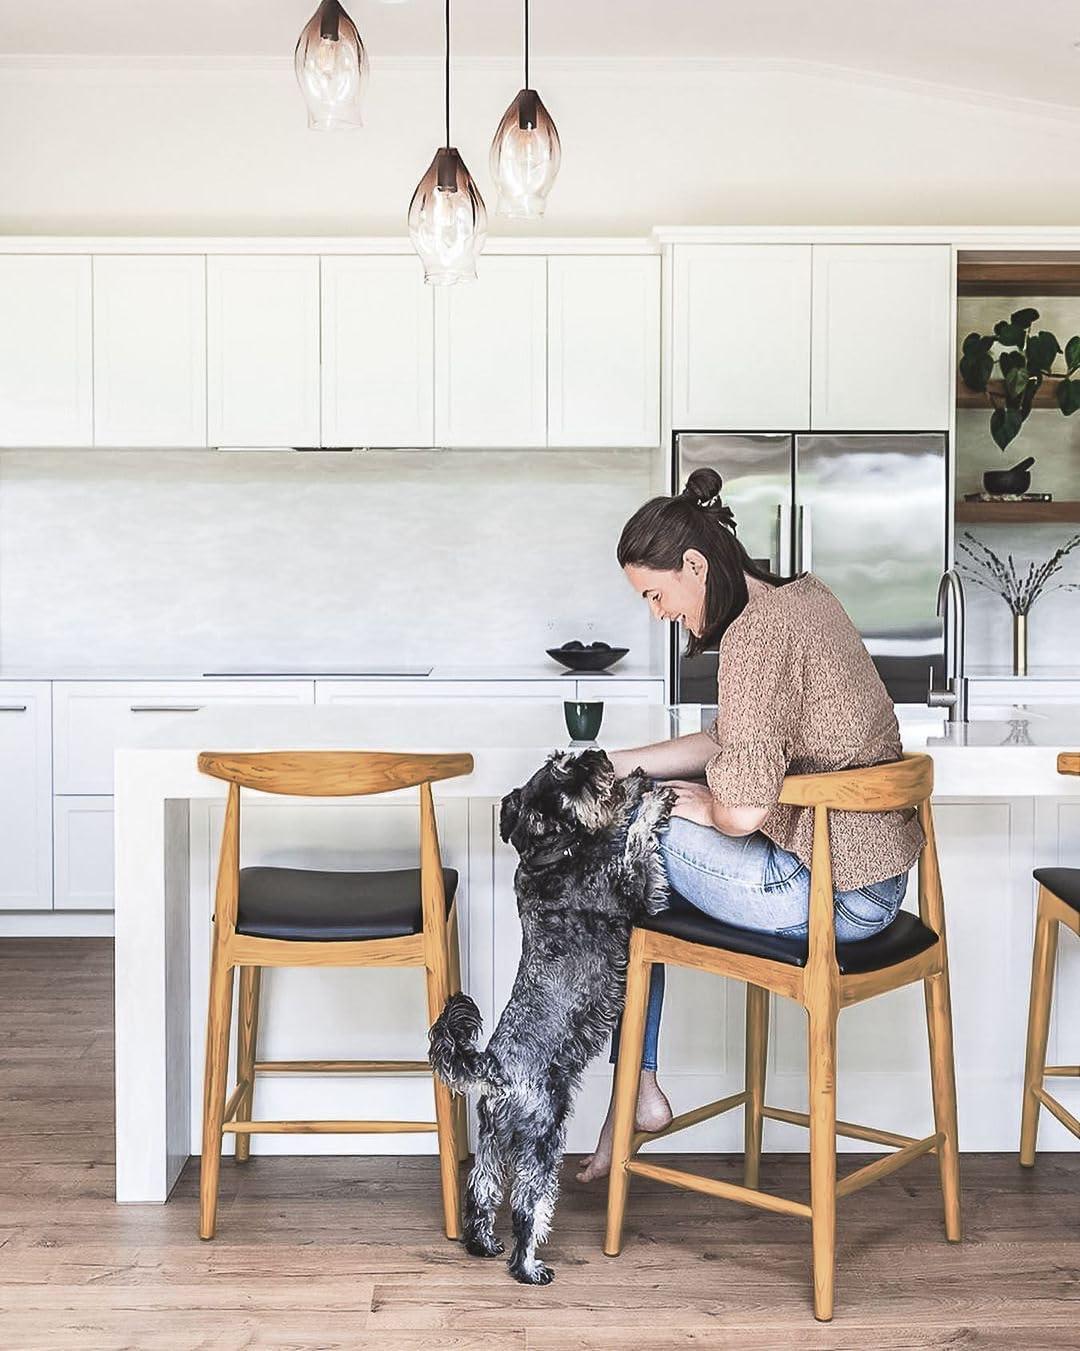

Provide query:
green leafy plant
left=959, top=307, right=1080, bottom=450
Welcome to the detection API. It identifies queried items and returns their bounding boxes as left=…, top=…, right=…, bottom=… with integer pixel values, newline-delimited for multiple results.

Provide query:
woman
left=576, top=467, right=923, bottom=1183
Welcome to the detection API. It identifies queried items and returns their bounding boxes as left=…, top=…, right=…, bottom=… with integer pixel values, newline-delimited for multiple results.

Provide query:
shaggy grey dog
left=428, top=748, right=673, bottom=1285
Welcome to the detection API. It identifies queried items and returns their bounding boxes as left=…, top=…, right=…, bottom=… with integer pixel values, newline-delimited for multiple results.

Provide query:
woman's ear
left=499, top=788, right=523, bottom=842
left=683, top=547, right=708, bottom=580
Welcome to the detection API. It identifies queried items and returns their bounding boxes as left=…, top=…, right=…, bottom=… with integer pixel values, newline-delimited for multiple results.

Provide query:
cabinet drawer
left=0, top=683, right=53, bottom=911
left=315, top=680, right=567, bottom=704
left=575, top=679, right=666, bottom=703
left=53, top=681, right=314, bottom=795
left=54, top=797, right=114, bottom=911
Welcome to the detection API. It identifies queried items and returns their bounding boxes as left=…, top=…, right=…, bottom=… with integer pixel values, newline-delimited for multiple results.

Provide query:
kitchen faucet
left=927, top=569, right=969, bottom=722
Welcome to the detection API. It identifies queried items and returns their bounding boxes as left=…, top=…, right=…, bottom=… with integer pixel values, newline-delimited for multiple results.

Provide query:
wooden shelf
left=956, top=377, right=1061, bottom=410
left=956, top=500, right=1080, bottom=524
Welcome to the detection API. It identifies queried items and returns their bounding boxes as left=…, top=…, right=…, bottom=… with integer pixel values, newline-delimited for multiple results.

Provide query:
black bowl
left=546, top=645, right=629, bottom=672
left=984, top=456, right=1035, bottom=495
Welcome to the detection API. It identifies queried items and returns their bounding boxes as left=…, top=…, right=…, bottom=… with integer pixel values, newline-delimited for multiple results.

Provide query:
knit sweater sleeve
left=704, top=604, right=803, bottom=808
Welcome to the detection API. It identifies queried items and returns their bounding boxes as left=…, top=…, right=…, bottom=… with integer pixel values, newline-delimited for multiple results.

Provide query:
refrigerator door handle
left=797, top=504, right=812, bottom=573
left=777, top=504, right=792, bottom=576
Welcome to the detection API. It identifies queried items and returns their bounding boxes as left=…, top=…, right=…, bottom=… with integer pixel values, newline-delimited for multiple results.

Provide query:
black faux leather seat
left=640, top=890, right=938, bottom=976
left=1033, top=867, right=1080, bottom=914
left=236, top=865, right=458, bottom=941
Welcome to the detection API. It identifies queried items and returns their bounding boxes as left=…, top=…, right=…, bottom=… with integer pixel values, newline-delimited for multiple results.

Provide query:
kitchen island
left=114, top=702, right=1080, bottom=1203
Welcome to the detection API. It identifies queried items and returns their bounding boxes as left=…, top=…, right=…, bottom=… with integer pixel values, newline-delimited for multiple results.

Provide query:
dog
left=428, top=748, right=673, bottom=1285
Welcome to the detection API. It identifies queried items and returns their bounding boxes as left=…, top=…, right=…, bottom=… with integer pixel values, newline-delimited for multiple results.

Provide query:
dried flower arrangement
left=956, top=531, right=1080, bottom=615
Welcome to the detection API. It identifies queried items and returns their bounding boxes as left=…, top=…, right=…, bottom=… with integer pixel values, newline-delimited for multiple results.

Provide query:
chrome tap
left=927, top=569, right=969, bottom=722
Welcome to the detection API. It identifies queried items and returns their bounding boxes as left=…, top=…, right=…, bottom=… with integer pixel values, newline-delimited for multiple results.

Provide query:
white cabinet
left=0, top=256, right=92, bottom=447
left=321, top=256, right=434, bottom=448
left=435, top=257, right=547, bottom=447
left=810, top=245, right=952, bottom=430
left=672, top=244, right=811, bottom=430
left=574, top=679, right=666, bottom=703
left=0, top=684, right=53, bottom=911
left=547, top=256, right=661, bottom=447
left=93, top=256, right=207, bottom=447
left=54, top=796, right=114, bottom=911
left=53, top=681, right=315, bottom=796
left=207, top=256, right=320, bottom=447
left=316, top=679, right=567, bottom=705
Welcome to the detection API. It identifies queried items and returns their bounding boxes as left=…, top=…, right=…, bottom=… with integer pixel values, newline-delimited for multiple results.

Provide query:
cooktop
left=202, top=666, right=434, bottom=677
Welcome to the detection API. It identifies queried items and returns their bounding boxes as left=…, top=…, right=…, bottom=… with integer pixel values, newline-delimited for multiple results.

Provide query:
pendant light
left=489, top=0, right=561, bottom=218
left=295, top=1, right=368, bottom=130
left=408, top=0, right=487, bottom=284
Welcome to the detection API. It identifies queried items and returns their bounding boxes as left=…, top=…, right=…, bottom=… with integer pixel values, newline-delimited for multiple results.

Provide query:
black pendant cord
left=444, top=0, right=451, bottom=147
left=524, top=0, right=530, bottom=90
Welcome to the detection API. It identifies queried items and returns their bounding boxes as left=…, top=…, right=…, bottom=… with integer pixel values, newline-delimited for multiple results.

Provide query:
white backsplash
left=0, top=449, right=662, bottom=672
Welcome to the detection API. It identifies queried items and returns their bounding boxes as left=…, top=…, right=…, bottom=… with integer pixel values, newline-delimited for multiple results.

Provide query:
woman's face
left=624, top=550, right=708, bottom=635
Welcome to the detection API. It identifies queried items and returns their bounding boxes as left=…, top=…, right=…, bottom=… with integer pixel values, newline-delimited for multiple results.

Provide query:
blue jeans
left=611, top=814, right=909, bottom=1071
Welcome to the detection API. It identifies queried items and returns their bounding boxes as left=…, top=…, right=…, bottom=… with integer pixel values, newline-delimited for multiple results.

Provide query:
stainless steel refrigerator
left=672, top=432, right=947, bottom=706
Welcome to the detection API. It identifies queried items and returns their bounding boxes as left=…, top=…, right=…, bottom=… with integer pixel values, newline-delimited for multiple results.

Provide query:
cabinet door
left=0, top=256, right=92, bottom=446
left=208, top=256, right=320, bottom=447
left=435, top=257, right=546, bottom=447
left=94, top=256, right=207, bottom=447
left=548, top=256, right=660, bottom=447
left=316, top=680, right=566, bottom=703
left=321, top=256, right=434, bottom=447
left=0, top=684, right=53, bottom=910
left=810, top=245, right=952, bottom=430
left=672, top=244, right=811, bottom=430
left=54, top=797, right=114, bottom=911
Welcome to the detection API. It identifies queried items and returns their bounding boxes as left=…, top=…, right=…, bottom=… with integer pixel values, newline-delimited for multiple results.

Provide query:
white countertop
left=0, top=663, right=661, bottom=683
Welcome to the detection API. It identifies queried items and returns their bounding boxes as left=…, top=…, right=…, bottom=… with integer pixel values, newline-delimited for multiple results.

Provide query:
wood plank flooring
left=1, top=938, right=1077, bottom=1349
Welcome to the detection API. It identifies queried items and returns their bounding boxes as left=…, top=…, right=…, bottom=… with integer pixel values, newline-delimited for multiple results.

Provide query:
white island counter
left=114, top=702, right=1080, bottom=1203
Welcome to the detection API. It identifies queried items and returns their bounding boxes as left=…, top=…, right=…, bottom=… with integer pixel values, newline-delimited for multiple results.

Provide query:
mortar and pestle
left=983, top=456, right=1035, bottom=495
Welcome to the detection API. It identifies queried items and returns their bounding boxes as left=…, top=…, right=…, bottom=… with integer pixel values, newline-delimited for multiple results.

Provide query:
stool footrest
left=625, top=1159, right=812, bottom=1220
left=221, top=1119, right=438, bottom=1135
left=1033, top=1086, right=1080, bottom=1139
left=835, top=1133, right=942, bottom=1199
left=631, top=1090, right=748, bottom=1153
left=253, top=1059, right=432, bottom=1074
left=761, top=1105, right=919, bottom=1150
left=1044, top=1066, right=1080, bottom=1078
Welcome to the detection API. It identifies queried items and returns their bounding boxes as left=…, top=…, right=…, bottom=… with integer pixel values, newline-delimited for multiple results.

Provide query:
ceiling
left=0, top=1, right=1078, bottom=110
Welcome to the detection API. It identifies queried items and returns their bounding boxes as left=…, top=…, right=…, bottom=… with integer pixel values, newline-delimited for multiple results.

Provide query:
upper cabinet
left=321, top=256, right=434, bottom=448
left=208, top=255, right=320, bottom=447
left=810, top=245, right=952, bottom=430
left=0, top=256, right=92, bottom=447
left=435, top=256, right=548, bottom=447
left=548, top=256, right=660, bottom=448
left=672, top=244, right=812, bottom=431
left=93, top=256, right=207, bottom=447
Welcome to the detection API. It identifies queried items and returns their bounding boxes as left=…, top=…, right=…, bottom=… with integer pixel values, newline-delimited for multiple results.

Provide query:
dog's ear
left=499, top=787, right=523, bottom=843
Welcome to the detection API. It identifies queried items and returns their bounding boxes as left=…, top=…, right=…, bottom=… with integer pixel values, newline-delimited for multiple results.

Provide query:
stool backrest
left=1059, top=752, right=1080, bottom=776
left=776, top=753, right=942, bottom=988
left=197, top=749, right=474, bottom=944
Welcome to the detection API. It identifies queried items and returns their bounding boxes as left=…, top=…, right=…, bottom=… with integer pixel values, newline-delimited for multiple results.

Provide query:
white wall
left=0, top=448, right=658, bottom=670
left=1, top=57, right=1079, bottom=234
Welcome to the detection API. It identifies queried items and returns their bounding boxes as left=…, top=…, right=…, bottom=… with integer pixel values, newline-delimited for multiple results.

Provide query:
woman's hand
left=662, top=779, right=719, bottom=829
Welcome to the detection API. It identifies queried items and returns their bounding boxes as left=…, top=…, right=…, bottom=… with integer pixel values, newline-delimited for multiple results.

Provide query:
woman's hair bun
left=681, top=467, right=736, bottom=530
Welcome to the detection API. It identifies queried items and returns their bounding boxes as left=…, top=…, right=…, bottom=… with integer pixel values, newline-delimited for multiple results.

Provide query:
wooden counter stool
left=604, top=752, right=960, bottom=1322
left=1020, top=751, right=1080, bottom=1164
left=196, top=749, right=473, bottom=1242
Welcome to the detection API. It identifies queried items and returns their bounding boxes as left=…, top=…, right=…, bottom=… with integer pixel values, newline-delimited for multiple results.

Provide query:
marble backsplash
left=0, top=448, right=662, bottom=672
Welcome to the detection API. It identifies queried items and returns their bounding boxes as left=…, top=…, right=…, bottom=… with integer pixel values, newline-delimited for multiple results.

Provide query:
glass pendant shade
left=490, top=88, right=561, bottom=219
left=294, top=1, right=368, bottom=130
left=408, top=148, right=488, bottom=285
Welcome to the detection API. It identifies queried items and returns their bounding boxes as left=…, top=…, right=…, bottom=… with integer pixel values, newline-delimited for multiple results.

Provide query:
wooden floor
left=1, top=941, right=1078, bottom=1351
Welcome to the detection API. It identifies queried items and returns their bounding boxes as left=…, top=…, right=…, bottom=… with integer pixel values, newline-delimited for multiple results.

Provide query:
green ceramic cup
left=564, top=699, right=604, bottom=742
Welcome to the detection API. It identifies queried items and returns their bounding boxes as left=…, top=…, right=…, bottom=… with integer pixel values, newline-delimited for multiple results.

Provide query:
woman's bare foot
left=575, top=1071, right=672, bottom=1184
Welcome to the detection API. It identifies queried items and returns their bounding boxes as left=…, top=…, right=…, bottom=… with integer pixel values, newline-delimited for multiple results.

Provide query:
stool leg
left=743, top=983, right=769, bottom=1190
left=199, top=934, right=235, bottom=1240
left=604, top=930, right=651, bottom=1258
left=807, top=1004, right=837, bottom=1322
left=447, top=909, right=470, bottom=1163
left=425, top=951, right=462, bottom=1240
left=1020, top=892, right=1059, bottom=1168
left=234, top=966, right=261, bottom=1165
left=924, top=960, right=962, bottom=1241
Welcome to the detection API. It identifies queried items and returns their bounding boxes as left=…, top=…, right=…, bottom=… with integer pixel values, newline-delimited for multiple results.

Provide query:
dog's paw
left=464, top=1235, right=505, bottom=1258
left=509, top=1259, right=555, bottom=1285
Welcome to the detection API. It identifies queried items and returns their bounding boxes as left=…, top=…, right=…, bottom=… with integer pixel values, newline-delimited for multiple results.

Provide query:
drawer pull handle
left=0, top=704, right=28, bottom=712
left=129, top=704, right=205, bottom=713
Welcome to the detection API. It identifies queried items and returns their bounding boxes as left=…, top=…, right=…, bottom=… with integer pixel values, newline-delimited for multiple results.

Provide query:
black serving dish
left=983, top=456, right=1035, bottom=495
left=546, top=643, right=629, bottom=673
